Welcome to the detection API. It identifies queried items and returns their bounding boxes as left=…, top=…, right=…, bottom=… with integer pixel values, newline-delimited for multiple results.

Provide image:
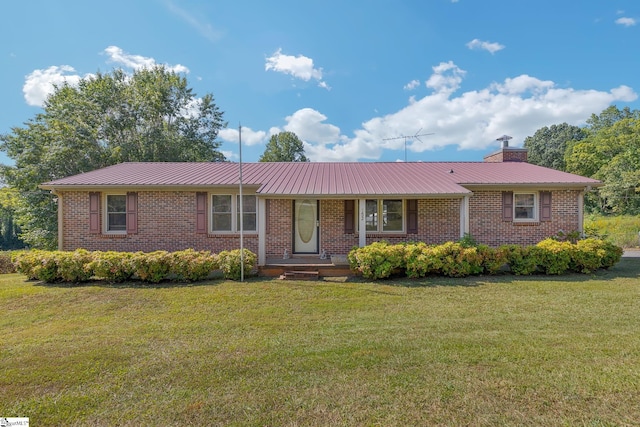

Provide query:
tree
left=584, top=105, right=637, bottom=133
left=565, top=108, right=640, bottom=214
left=259, top=131, right=308, bottom=162
left=0, top=66, right=226, bottom=248
left=524, top=123, right=587, bottom=171
left=0, top=187, right=24, bottom=249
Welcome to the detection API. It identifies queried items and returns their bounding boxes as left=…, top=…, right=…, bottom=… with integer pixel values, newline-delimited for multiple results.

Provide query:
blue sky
left=2, top=0, right=639, bottom=166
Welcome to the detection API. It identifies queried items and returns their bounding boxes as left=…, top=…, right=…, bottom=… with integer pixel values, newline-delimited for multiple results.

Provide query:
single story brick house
left=41, top=144, right=600, bottom=266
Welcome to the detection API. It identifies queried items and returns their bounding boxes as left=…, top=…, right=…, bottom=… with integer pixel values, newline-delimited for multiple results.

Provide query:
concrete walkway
left=623, top=249, right=640, bottom=258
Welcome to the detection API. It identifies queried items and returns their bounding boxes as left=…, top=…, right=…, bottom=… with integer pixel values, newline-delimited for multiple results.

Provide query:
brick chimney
left=483, top=135, right=528, bottom=162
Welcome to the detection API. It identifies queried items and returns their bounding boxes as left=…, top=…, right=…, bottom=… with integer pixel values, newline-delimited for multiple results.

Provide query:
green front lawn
left=2, top=261, right=639, bottom=426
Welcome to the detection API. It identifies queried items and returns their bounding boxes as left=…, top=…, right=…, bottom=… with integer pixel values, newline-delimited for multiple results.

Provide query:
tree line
left=0, top=66, right=307, bottom=249
left=524, top=106, right=640, bottom=215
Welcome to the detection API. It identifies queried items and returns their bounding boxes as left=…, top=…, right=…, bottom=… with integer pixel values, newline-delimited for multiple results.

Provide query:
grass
left=1, top=260, right=640, bottom=426
left=585, top=214, right=640, bottom=248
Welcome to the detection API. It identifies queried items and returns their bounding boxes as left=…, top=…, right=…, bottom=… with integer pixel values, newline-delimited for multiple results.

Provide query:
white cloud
left=219, top=126, right=267, bottom=147
left=283, top=108, right=343, bottom=144
left=265, top=48, right=329, bottom=90
left=269, top=61, right=637, bottom=161
left=165, top=0, right=224, bottom=43
left=404, top=79, right=420, bottom=90
left=103, top=46, right=189, bottom=73
left=425, top=61, right=466, bottom=94
left=615, top=17, right=636, bottom=27
left=22, top=46, right=192, bottom=108
left=466, top=38, right=505, bottom=54
left=22, top=65, right=90, bottom=107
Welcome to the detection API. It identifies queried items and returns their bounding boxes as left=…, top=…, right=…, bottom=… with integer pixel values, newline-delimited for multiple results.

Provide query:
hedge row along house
left=41, top=141, right=600, bottom=268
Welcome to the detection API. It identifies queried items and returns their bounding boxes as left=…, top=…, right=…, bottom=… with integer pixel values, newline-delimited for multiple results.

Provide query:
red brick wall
left=60, top=190, right=582, bottom=256
left=468, top=190, right=581, bottom=246
left=483, top=148, right=528, bottom=163
left=60, top=191, right=257, bottom=253
left=265, top=199, right=292, bottom=258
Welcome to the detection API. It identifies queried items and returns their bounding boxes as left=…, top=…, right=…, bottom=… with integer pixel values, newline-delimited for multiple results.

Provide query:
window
left=106, top=194, right=127, bottom=232
left=211, top=194, right=257, bottom=232
left=361, top=199, right=404, bottom=233
left=514, top=193, right=536, bottom=220
left=238, top=195, right=257, bottom=231
left=212, top=195, right=232, bottom=231
left=503, top=191, right=551, bottom=223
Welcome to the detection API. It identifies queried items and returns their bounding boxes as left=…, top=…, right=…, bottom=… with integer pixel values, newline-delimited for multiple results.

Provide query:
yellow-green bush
left=217, top=248, right=257, bottom=280
left=88, top=251, right=136, bottom=283
left=404, top=243, right=443, bottom=278
left=131, top=251, right=172, bottom=283
left=0, top=251, right=17, bottom=274
left=535, top=239, right=573, bottom=275
left=347, top=241, right=405, bottom=280
left=170, top=249, right=218, bottom=282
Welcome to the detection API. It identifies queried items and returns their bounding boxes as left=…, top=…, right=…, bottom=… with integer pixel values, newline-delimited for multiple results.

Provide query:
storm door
left=293, top=199, right=319, bottom=254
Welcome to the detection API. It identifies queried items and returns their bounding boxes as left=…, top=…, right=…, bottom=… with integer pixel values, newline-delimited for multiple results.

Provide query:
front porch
left=259, top=255, right=352, bottom=278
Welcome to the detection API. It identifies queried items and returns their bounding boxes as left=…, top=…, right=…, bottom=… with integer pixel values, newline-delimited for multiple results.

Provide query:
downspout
left=52, top=190, right=63, bottom=251
left=578, top=190, right=585, bottom=235
left=258, top=198, right=266, bottom=266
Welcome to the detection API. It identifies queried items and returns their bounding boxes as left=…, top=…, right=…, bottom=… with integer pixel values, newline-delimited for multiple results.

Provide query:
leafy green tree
left=584, top=105, right=637, bottom=133
left=0, top=66, right=226, bottom=248
left=524, top=123, right=587, bottom=171
left=565, top=108, right=640, bottom=214
left=259, top=131, right=308, bottom=162
left=0, top=187, right=24, bottom=249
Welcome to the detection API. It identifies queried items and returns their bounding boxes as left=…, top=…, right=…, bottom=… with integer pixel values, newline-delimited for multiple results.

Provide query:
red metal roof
left=41, top=161, right=601, bottom=197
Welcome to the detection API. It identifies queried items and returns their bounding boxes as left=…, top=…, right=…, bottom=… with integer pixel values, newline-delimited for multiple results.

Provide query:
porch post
left=460, top=195, right=470, bottom=238
left=578, top=191, right=584, bottom=235
left=55, top=191, right=63, bottom=251
left=358, top=198, right=367, bottom=248
left=258, top=198, right=266, bottom=266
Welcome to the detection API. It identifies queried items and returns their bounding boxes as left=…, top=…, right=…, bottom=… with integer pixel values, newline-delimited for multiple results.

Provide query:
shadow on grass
left=320, top=258, right=640, bottom=289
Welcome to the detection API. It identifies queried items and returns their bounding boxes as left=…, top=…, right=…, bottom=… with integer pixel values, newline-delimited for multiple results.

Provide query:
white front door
left=294, top=199, right=318, bottom=253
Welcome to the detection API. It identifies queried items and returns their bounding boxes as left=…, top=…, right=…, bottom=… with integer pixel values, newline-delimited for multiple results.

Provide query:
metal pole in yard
left=239, top=123, right=244, bottom=282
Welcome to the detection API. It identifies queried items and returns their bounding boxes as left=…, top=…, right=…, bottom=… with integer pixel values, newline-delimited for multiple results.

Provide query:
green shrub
left=571, top=238, right=605, bottom=273
left=56, top=249, right=94, bottom=282
left=170, top=249, right=218, bottom=282
left=431, top=242, right=482, bottom=278
left=32, top=251, right=60, bottom=282
left=347, top=241, right=405, bottom=280
left=502, top=244, right=539, bottom=275
left=0, top=251, right=17, bottom=274
left=217, top=249, right=257, bottom=280
left=597, top=240, right=624, bottom=269
left=404, top=243, right=443, bottom=278
left=88, top=251, right=136, bottom=283
left=535, top=239, right=572, bottom=275
left=13, top=250, right=43, bottom=280
left=131, top=251, right=172, bottom=283
left=477, top=244, right=509, bottom=275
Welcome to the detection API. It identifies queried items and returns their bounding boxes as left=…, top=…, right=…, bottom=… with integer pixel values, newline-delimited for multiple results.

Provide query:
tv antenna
left=383, top=128, right=434, bottom=161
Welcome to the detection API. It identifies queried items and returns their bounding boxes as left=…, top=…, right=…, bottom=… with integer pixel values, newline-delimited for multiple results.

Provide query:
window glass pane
left=382, top=200, right=403, bottom=231
left=236, top=195, right=257, bottom=231
left=107, top=195, right=126, bottom=231
left=242, top=213, right=257, bottom=231
left=212, top=195, right=232, bottom=213
left=514, top=193, right=535, bottom=219
left=365, top=200, right=377, bottom=231
left=212, top=195, right=232, bottom=231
